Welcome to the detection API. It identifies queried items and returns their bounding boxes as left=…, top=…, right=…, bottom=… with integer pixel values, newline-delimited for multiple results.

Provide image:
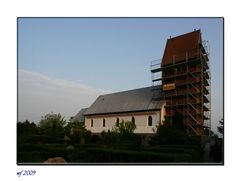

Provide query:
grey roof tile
left=70, top=108, right=88, bottom=122
left=84, top=86, right=163, bottom=116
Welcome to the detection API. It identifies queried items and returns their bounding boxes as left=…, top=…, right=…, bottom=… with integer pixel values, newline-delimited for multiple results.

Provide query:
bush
left=17, top=144, right=69, bottom=163
left=101, top=130, right=119, bottom=147
left=72, top=150, right=89, bottom=162
left=86, top=147, right=193, bottom=162
left=24, top=135, right=52, bottom=144
left=156, top=126, right=188, bottom=145
left=91, top=135, right=101, bottom=144
left=118, top=135, right=141, bottom=150
left=140, top=145, right=203, bottom=162
left=18, top=151, right=52, bottom=163
left=17, top=143, right=203, bottom=163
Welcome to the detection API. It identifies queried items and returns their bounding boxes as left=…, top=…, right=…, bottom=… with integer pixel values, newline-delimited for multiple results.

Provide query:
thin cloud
left=18, top=69, right=112, bottom=122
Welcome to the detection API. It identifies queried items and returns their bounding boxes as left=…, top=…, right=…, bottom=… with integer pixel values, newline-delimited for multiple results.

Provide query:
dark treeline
left=17, top=113, right=91, bottom=145
left=17, top=113, right=223, bottom=163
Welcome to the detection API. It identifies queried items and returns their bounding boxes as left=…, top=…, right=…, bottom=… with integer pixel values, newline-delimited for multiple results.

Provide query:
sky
left=18, top=17, right=223, bottom=134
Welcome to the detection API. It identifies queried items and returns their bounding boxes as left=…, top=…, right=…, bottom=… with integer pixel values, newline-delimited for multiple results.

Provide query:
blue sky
left=18, top=17, right=223, bottom=134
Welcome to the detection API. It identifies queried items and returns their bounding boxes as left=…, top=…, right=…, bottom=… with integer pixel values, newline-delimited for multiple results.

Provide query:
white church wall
left=85, top=110, right=161, bottom=134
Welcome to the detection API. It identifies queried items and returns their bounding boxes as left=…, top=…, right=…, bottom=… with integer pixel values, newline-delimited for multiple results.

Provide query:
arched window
left=103, top=118, right=105, bottom=127
left=91, top=119, right=93, bottom=127
left=148, top=116, right=152, bottom=126
left=131, top=116, right=135, bottom=125
left=116, top=118, right=119, bottom=127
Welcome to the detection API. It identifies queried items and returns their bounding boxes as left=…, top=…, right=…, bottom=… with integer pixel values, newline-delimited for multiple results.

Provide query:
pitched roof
left=161, top=30, right=201, bottom=66
left=84, top=86, right=163, bottom=116
left=70, top=108, right=88, bottom=122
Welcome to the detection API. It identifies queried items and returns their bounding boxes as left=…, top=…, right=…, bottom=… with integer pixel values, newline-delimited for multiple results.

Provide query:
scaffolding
left=151, top=34, right=211, bottom=136
left=151, top=59, right=162, bottom=86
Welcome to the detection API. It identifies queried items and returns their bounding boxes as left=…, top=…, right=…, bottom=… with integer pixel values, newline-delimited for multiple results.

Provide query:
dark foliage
left=17, top=144, right=68, bottom=163
left=38, top=113, right=66, bottom=143
left=17, top=120, right=39, bottom=143
left=210, top=138, right=223, bottom=162
left=86, top=147, right=193, bottom=162
left=172, top=112, right=184, bottom=129
left=65, top=121, right=89, bottom=144
left=217, top=118, right=223, bottom=135
left=17, top=113, right=205, bottom=163
left=100, top=120, right=141, bottom=149
left=155, top=113, right=188, bottom=145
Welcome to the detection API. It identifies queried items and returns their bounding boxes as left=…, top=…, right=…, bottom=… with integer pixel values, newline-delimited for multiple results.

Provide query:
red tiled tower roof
left=161, top=30, right=201, bottom=66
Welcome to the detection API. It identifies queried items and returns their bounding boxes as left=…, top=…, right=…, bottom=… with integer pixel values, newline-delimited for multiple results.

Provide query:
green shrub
left=17, top=144, right=69, bottom=163
left=141, top=145, right=203, bottom=162
left=17, top=143, right=203, bottom=163
left=25, top=134, right=52, bottom=144
left=18, top=151, right=51, bottom=163
left=86, top=147, right=193, bottom=162
left=118, top=135, right=141, bottom=150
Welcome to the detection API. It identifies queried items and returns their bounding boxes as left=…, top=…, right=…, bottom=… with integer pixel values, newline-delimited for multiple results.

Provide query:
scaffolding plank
left=151, top=68, right=162, bottom=73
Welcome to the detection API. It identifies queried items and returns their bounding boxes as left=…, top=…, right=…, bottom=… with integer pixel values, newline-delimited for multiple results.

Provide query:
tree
left=39, top=113, right=66, bottom=129
left=17, top=120, right=38, bottom=143
left=217, top=118, right=223, bottom=136
left=100, top=120, right=140, bottom=149
left=38, top=113, right=66, bottom=143
left=209, top=118, right=223, bottom=163
left=101, top=130, right=119, bottom=147
left=112, top=120, right=140, bottom=149
left=17, top=120, right=37, bottom=135
left=112, top=120, right=136, bottom=136
left=156, top=113, right=188, bottom=145
left=156, top=125, right=188, bottom=145
left=65, top=121, right=88, bottom=144
left=172, top=112, right=184, bottom=129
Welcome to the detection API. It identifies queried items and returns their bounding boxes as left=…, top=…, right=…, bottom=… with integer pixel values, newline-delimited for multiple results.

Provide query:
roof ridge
left=98, top=85, right=160, bottom=97
left=168, top=29, right=200, bottom=40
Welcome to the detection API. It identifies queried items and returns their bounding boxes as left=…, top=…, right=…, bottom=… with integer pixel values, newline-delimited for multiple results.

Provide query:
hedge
left=141, top=145, right=203, bottom=162
left=18, top=151, right=53, bottom=163
left=17, top=144, right=69, bottom=163
left=86, top=147, right=192, bottom=162
left=17, top=143, right=202, bottom=163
